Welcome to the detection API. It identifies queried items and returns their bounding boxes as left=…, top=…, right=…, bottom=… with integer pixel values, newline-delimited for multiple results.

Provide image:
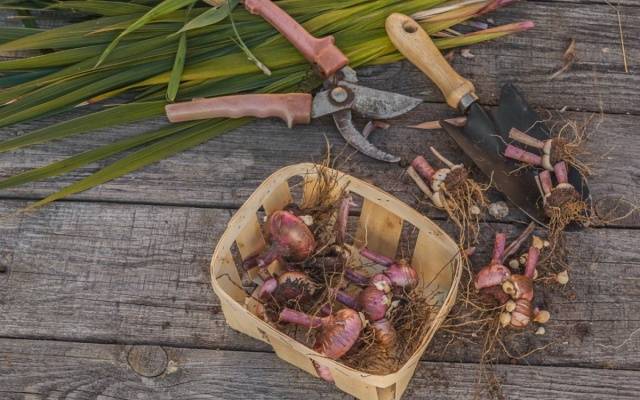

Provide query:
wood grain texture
left=0, top=103, right=637, bottom=225
left=1, top=339, right=639, bottom=400
left=0, top=200, right=637, bottom=369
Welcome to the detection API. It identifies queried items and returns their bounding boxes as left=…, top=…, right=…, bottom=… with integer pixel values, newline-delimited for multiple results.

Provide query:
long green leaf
left=49, top=1, right=151, bottom=16
left=0, top=26, right=42, bottom=43
left=0, top=69, right=59, bottom=87
left=95, top=0, right=196, bottom=67
left=0, top=63, right=168, bottom=127
left=0, top=15, right=134, bottom=51
left=26, top=71, right=308, bottom=209
left=0, top=66, right=305, bottom=154
left=0, top=101, right=165, bottom=153
left=0, top=45, right=106, bottom=70
left=166, top=33, right=187, bottom=102
left=0, top=121, right=198, bottom=191
left=175, top=0, right=238, bottom=34
left=25, top=119, right=234, bottom=209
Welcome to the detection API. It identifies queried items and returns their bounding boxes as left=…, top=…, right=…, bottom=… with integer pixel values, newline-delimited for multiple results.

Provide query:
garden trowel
left=386, top=13, right=590, bottom=227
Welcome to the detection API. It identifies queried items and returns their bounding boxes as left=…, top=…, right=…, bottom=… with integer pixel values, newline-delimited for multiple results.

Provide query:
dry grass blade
left=605, top=0, right=629, bottom=73
left=228, top=7, right=271, bottom=76
left=549, top=38, right=576, bottom=80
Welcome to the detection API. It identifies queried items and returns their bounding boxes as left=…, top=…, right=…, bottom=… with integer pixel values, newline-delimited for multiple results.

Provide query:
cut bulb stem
left=554, top=161, right=569, bottom=184
left=360, top=247, right=394, bottom=267
left=524, top=246, right=540, bottom=279
left=538, top=170, right=553, bottom=197
left=279, top=308, right=323, bottom=328
left=504, top=144, right=542, bottom=166
left=407, top=166, right=435, bottom=199
left=335, top=195, right=353, bottom=245
left=492, top=232, right=506, bottom=264
left=411, top=155, right=436, bottom=182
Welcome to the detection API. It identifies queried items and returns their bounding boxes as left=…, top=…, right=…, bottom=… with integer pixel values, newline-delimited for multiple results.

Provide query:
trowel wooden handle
left=385, top=13, right=477, bottom=111
left=244, top=0, right=348, bottom=77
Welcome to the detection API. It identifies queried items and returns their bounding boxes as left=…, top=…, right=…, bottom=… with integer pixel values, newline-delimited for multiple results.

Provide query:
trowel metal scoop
left=386, top=13, right=590, bottom=227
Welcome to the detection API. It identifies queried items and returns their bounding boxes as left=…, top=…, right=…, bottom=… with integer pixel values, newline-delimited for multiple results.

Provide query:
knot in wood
left=127, top=345, right=168, bottom=377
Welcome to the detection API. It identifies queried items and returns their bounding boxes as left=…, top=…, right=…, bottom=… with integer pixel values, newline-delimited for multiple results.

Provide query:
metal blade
left=493, top=84, right=591, bottom=230
left=348, top=82, right=422, bottom=119
left=333, top=109, right=401, bottom=163
left=311, top=82, right=422, bottom=119
left=441, top=104, right=548, bottom=225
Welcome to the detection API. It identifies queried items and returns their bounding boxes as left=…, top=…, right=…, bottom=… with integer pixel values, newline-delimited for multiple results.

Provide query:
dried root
left=427, top=227, right=552, bottom=399
left=341, top=288, right=434, bottom=375
left=505, top=112, right=593, bottom=179
left=408, top=147, right=489, bottom=247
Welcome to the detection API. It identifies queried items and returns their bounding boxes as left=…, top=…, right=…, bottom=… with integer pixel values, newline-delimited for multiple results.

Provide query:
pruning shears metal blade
left=311, top=82, right=421, bottom=119
left=441, top=104, right=548, bottom=225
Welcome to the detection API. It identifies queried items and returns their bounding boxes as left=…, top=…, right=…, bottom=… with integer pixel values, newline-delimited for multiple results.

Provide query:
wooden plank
left=0, top=103, right=637, bottom=226
left=380, top=1, right=639, bottom=115
left=0, top=200, right=638, bottom=369
left=0, top=339, right=639, bottom=400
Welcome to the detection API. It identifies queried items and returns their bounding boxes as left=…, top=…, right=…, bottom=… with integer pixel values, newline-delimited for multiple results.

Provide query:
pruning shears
left=165, top=0, right=421, bottom=163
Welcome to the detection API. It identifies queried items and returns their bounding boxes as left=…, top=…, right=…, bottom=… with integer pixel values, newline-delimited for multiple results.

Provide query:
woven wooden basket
left=210, top=163, right=461, bottom=400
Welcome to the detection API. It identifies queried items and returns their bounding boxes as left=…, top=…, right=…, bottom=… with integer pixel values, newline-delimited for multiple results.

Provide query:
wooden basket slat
left=355, top=199, right=403, bottom=258
left=269, top=332, right=319, bottom=377
left=235, top=213, right=265, bottom=260
left=333, top=369, right=379, bottom=399
left=262, top=181, right=293, bottom=215
left=412, top=228, right=456, bottom=305
left=214, top=248, right=245, bottom=303
left=376, top=384, right=396, bottom=400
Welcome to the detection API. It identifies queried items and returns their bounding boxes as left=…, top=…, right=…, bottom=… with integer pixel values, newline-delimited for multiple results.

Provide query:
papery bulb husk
left=357, top=286, right=391, bottom=321
left=443, top=166, right=469, bottom=192
left=314, top=308, right=363, bottom=360
left=385, top=260, right=419, bottom=290
left=545, top=186, right=581, bottom=211
left=265, top=210, right=316, bottom=261
left=252, top=277, right=278, bottom=301
left=479, top=285, right=511, bottom=305
left=474, top=263, right=511, bottom=290
left=549, top=138, right=569, bottom=165
left=370, top=273, right=392, bottom=293
left=276, top=271, right=315, bottom=302
left=372, top=318, right=397, bottom=349
left=505, top=275, right=534, bottom=302
left=510, top=299, right=532, bottom=328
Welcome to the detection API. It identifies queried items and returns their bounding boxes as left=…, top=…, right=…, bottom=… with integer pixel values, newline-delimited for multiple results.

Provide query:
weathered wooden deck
left=0, top=1, right=639, bottom=399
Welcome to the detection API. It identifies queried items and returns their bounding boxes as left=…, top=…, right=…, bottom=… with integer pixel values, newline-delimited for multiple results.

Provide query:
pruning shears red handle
left=243, top=0, right=348, bottom=77
left=164, top=1, right=422, bottom=163
left=166, top=93, right=312, bottom=128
